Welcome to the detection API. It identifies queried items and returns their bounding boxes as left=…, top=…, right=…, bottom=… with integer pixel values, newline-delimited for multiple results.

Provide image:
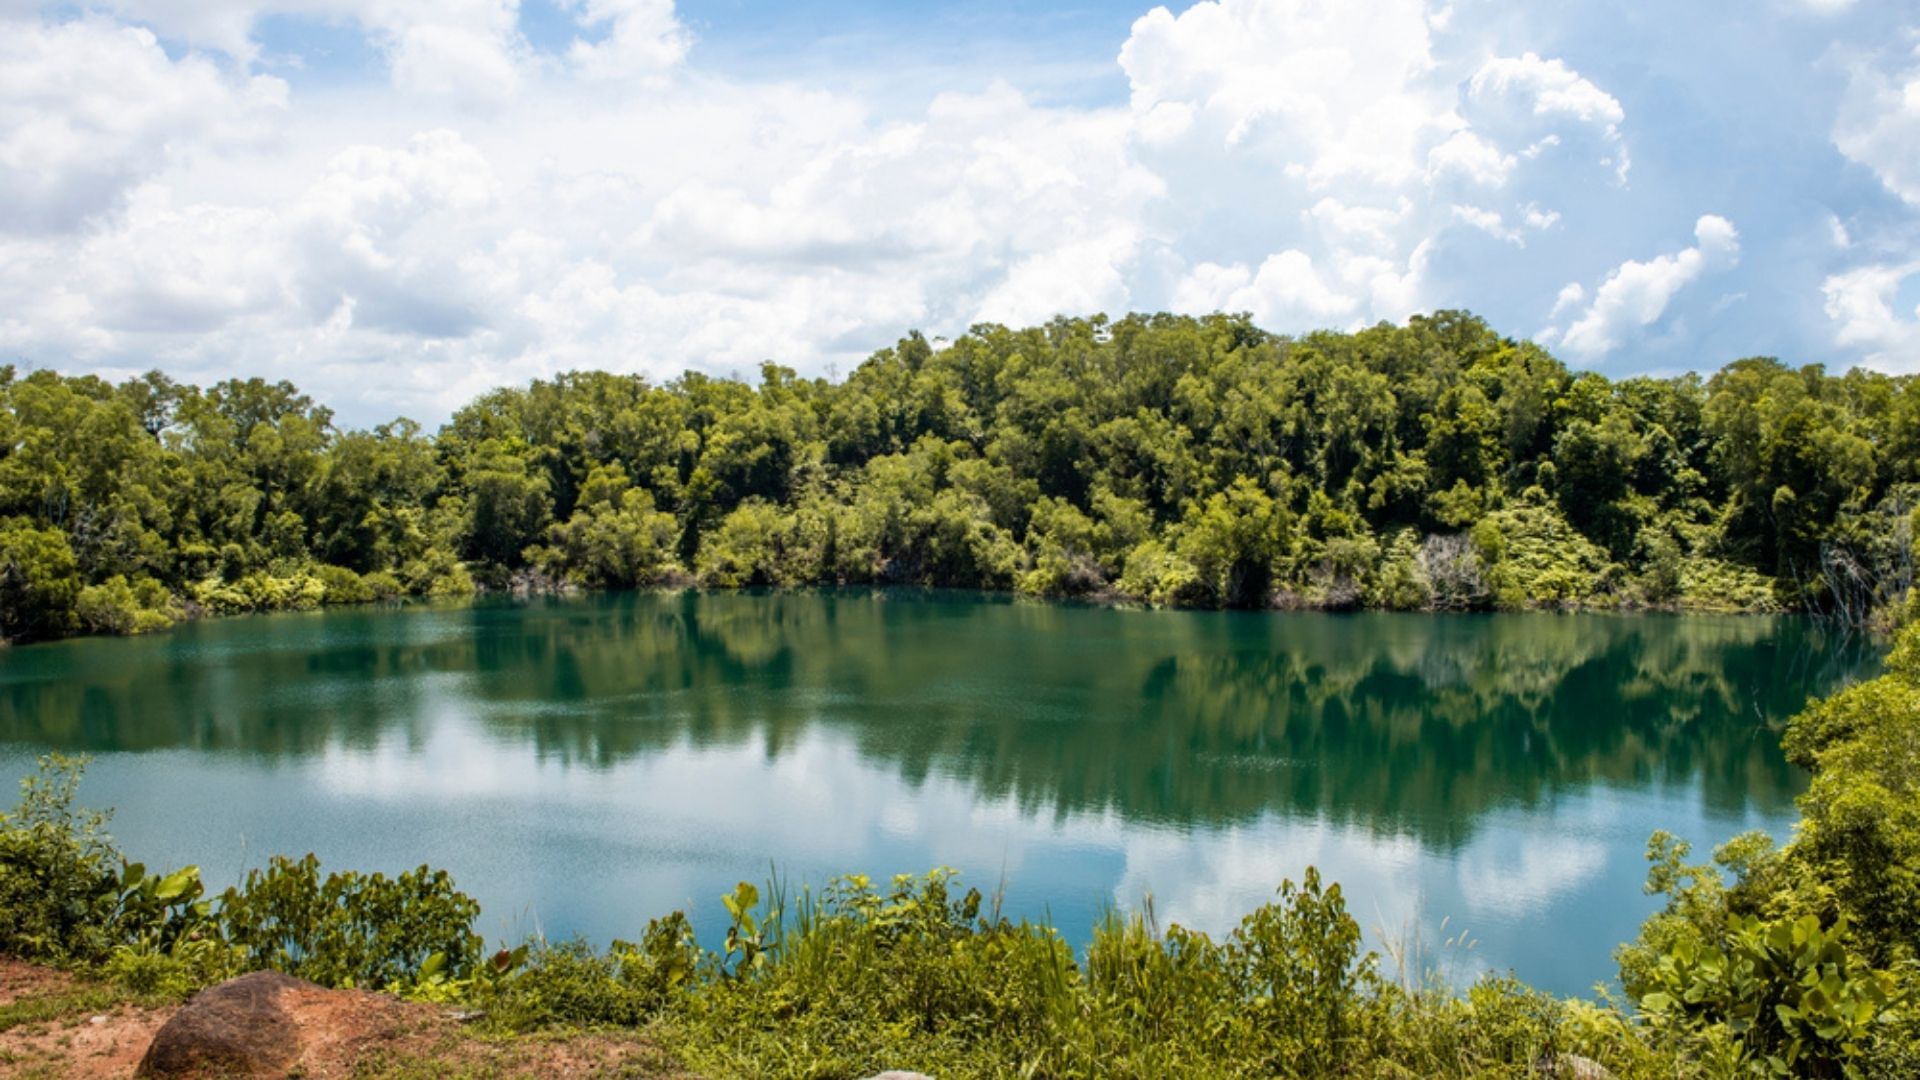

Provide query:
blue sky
left=1, top=0, right=1916, bottom=423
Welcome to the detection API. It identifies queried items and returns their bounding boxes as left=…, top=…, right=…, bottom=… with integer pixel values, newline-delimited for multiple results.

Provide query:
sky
left=2, top=0, right=1918, bottom=425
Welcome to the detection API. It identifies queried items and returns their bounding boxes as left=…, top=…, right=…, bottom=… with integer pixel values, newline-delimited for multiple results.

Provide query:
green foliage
left=536, top=467, right=682, bottom=587
left=476, top=916, right=698, bottom=1029
left=1477, top=495, right=1617, bottom=607
left=313, top=563, right=375, bottom=605
left=0, top=755, right=120, bottom=962
left=215, top=853, right=484, bottom=989
left=102, top=936, right=245, bottom=1000
left=1636, top=914, right=1902, bottom=1077
left=7, top=312, right=1920, bottom=643
left=74, top=574, right=176, bottom=634
left=0, top=518, right=82, bottom=641
left=1621, top=621, right=1920, bottom=1074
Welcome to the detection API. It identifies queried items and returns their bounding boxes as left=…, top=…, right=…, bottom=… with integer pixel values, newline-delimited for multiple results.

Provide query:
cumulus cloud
left=1120, top=0, right=1455, bottom=187
left=0, top=18, right=286, bottom=232
left=1823, top=261, right=1920, bottom=369
left=1426, top=130, right=1516, bottom=187
left=1466, top=52, right=1629, bottom=180
left=12, top=0, right=1884, bottom=420
left=1834, top=42, right=1920, bottom=206
left=0, top=39, right=1162, bottom=416
left=563, top=0, right=691, bottom=81
left=1549, top=215, right=1740, bottom=358
left=1171, top=250, right=1359, bottom=325
left=1450, top=203, right=1556, bottom=246
left=89, top=1, right=554, bottom=101
left=1111, top=0, right=1623, bottom=334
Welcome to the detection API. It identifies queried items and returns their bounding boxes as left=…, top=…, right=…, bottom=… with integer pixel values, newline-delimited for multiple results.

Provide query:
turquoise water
left=0, top=591, right=1877, bottom=995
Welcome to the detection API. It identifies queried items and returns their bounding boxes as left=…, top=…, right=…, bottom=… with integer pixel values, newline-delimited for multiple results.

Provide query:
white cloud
left=0, top=17, right=287, bottom=232
left=1823, top=261, right=1920, bottom=369
left=18, top=0, right=1884, bottom=417
left=92, top=1, right=540, bottom=101
left=563, top=0, right=691, bottom=81
left=1112, top=2, right=1624, bottom=335
left=1451, top=203, right=1555, bottom=246
left=1834, top=43, right=1920, bottom=206
left=1171, top=250, right=1361, bottom=326
left=1426, top=130, right=1516, bottom=187
left=1466, top=52, right=1629, bottom=180
left=1452, top=204, right=1521, bottom=244
left=1553, top=214, right=1740, bottom=358
left=0, top=41, right=1164, bottom=416
left=1119, top=0, right=1457, bottom=188
left=389, top=20, right=524, bottom=102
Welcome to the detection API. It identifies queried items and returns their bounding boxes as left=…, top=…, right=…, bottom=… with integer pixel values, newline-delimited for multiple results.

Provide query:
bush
left=0, top=518, right=82, bottom=641
left=75, top=575, right=176, bottom=635
left=481, top=915, right=698, bottom=1030
left=0, top=756, right=120, bottom=962
left=1116, top=539, right=1208, bottom=606
left=313, top=564, right=374, bottom=605
left=1679, top=557, right=1781, bottom=613
left=1477, top=497, right=1616, bottom=607
left=216, top=853, right=485, bottom=990
left=401, top=547, right=476, bottom=597
left=362, top=569, right=406, bottom=601
left=103, top=936, right=244, bottom=999
left=1635, top=914, right=1902, bottom=1077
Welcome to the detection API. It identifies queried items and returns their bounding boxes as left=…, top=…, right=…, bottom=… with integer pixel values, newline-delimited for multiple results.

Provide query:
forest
left=4, top=309, right=1918, bottom=644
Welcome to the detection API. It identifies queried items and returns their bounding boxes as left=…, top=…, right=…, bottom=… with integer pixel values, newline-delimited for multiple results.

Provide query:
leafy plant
left=215, top=853, right=484, bottom=989
left=1637, top=914, right=1903, bottom=1077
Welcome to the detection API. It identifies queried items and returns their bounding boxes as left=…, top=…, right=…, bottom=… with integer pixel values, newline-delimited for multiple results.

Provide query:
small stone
left=1535, top=1052, right=1616, bottom=1080
left=862, top=1073, right=937, bottom=1080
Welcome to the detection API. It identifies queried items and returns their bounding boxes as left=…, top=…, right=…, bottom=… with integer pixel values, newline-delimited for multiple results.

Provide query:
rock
left=138, top=970, right=414, bottom=1078
left=862, top=1073, right=937, bottom=1080
left=1535, top=1052, right=1616, bottom=1080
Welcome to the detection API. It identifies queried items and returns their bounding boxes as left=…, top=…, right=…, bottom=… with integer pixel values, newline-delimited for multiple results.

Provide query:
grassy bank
left=4, top=624, right=1919, bottom=1077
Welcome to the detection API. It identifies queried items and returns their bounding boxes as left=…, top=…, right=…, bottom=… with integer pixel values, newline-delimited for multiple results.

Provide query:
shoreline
left=0, top=575, right=1823, bottom=652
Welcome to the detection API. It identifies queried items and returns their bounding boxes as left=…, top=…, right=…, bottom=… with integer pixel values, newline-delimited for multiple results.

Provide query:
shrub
left=362, top=569, right=406, bottom=601
left=0, top=755, right=120, bottom=962
left=481, top=915, right=698, bottom=1029
left=0, top=518, right=82, bottom=640
left=1116, top=539, right=1208, bottom=606
left=1477, top=497, right=1616, bottom=607
left=75, top=575, right=175, bottom=635
left=313, top=564, right=374, bottom=605
left=216, top=853, right=484, bottom=989
left=1636, top=914, right=1904, bottom=1077
left=1680, top=557, right=1781, bottom=613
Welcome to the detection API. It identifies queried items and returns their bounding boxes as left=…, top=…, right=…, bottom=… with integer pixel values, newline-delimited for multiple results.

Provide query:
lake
left=0, top=590, right=1879, bottom=995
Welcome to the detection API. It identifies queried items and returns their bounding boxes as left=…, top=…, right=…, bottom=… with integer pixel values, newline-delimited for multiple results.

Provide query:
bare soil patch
left=0, top=960, right=693, bottom=1080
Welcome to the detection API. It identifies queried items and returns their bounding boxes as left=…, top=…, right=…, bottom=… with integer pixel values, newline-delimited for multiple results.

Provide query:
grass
left=0, top=984, right=135, bottom=1035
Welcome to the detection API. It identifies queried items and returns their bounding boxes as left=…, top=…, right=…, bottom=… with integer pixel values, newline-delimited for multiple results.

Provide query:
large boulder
left=138, top=970, right=414, bottom=1078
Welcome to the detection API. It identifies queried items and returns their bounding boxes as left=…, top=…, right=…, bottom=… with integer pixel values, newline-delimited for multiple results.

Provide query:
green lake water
left=0, top=590, right=1879, bottom=995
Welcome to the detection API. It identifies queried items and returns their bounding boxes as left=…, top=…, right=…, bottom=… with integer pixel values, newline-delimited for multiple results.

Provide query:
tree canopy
left=4, top=310, right=1918, bottom=642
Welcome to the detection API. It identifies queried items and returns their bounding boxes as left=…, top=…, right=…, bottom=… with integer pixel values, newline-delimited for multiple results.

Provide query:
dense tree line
left=4, top=310, right=1918, bottom=643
